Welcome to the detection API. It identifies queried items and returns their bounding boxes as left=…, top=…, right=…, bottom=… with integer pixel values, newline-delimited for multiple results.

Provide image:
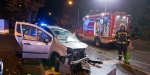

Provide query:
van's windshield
left=50, top=28, right=80, bottom=43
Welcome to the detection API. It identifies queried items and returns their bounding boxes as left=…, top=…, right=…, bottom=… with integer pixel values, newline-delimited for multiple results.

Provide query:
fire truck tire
left=94, top=38, right=101, bottom=47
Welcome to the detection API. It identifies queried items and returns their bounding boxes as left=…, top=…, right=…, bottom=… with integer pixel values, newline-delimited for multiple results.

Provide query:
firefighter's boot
left=125, top=52, right=130, bottom=64
left=118, top=56, right=122, bottom=60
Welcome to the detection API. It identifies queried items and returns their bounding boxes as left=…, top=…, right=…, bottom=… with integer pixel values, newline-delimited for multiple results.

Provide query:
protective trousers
left=117, top=44, right=127, bottom=60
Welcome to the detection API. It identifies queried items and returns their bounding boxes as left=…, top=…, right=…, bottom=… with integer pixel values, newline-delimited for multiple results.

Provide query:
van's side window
left=37, top=29, right=52, bottom=42
left=17, top=24, right=21, bottom=33
left=22, top=25, right=37, bottom=40
left=29, top=27, right=36, bottom=37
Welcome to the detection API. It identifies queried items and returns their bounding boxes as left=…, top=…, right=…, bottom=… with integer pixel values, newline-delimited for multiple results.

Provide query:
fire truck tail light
left=110, top=40, right=113, bottom=42
left=88, top=31, right=92, bottom=35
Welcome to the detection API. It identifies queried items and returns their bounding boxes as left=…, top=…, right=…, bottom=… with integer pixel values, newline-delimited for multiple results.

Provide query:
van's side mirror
left=43, top=37, right=52, bottom=43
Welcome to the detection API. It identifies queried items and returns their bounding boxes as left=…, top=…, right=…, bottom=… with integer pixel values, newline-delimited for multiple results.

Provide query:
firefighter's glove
left=127, top=41, right=130, bottom=46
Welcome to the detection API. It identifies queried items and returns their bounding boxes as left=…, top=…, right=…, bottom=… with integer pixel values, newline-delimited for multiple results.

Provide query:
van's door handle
left=24, top=43, right=31, bottom=45
left=17, top=35, right=22, bottom=37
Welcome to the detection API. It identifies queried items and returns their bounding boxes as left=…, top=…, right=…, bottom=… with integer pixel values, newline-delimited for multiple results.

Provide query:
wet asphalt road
left=0, top=33, right=150, bottom=75
left=84, top=40, right=150, bottom=75
left=43, top=40, right=150, bottom=75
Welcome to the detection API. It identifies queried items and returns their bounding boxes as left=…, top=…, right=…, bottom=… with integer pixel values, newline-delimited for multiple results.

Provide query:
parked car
left=14, top=22, right=91, bottom=74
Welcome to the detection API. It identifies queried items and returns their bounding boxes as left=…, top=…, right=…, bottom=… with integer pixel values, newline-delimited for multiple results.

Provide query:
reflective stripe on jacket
left=114, top=30, right=130, bottom=44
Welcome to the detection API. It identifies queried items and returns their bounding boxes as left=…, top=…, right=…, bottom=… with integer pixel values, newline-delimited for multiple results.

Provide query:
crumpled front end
left=59, top=48, right=91, bottom=75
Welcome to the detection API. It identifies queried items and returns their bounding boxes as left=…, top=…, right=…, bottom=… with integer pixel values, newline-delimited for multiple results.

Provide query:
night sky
left=36, top=0, right=65, bottom=25
left=0, top=0, right=124, bottom=25
left=36, top=0, right=122, bottom=25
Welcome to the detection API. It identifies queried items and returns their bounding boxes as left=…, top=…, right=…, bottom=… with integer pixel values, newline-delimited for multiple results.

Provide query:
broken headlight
left=67, top=47, right=72, bottom=56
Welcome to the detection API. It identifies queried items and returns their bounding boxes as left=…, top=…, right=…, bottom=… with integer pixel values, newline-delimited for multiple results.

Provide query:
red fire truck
left=75, top=11, right=131, bottom=47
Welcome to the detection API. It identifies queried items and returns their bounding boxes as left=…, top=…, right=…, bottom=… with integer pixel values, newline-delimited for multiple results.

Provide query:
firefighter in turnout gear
left=115, top=23, right=130, bottom=61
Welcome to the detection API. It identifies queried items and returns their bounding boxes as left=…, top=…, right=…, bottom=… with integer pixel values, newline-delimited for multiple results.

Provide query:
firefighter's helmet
left=120, top=23, right=125, bottom=26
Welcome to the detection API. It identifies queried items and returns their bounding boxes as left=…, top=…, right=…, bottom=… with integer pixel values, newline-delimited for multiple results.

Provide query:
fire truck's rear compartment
left=75, top=11, right=130, bottom=47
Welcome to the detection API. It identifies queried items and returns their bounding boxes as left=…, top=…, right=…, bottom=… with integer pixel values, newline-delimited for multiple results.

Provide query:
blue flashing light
left=41, top=23, right=47, bottom=26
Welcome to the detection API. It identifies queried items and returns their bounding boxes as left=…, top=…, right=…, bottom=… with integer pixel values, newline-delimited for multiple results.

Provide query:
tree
left=60, top=0, right=78, bottom=29
left=118, top=0, right=150, bottom=41
left=6, top=0, right=46, bottom=23
left=0, top=0, right=7, bottom=18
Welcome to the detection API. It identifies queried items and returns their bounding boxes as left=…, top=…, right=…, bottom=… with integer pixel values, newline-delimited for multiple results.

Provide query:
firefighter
left=114, top=23, right=130, bottom=62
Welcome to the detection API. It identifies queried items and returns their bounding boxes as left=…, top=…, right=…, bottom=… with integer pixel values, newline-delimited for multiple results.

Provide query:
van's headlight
left=67, top=48, right=72, bottom=55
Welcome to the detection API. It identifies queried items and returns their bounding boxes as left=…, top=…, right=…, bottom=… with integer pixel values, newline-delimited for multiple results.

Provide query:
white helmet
left=120, top=23, right=125, bottom=26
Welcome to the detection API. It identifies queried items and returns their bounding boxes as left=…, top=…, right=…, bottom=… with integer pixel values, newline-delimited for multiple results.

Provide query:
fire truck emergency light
left=86, top=15, right=89, bottom=18
left=123, top=16, right=126, bottom=18
left=101, top=13, right=105, bottom=16
left=116, top=15, right=120, bottom=18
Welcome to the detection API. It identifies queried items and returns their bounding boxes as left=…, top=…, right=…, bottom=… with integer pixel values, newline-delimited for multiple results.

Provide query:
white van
left=14, top=22, right=90, bottom=74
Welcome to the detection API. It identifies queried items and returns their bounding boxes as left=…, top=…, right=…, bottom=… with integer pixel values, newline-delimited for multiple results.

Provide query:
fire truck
left=75, top=11, right=131, bottom=47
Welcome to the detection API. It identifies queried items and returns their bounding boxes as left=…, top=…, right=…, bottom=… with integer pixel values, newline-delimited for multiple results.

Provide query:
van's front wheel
left=54, top=54, right=60, bottom=72
left=50, top=53, right=60, bottom=72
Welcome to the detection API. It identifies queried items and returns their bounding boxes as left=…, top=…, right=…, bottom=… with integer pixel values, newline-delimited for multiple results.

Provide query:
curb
left=39, top=59, right=45, bottom=75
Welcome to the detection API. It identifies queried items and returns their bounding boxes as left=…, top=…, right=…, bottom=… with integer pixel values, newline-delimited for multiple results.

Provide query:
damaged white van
left=14, top=22, right=94, bottom=75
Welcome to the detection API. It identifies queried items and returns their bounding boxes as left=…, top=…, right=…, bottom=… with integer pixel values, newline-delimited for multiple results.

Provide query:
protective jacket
left=114, top=29, right=130, bottom=45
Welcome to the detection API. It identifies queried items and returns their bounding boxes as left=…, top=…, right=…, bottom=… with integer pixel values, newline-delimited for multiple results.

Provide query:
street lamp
left=48, top=12, right=51, bottom=15
left=104, top=0, right=107, bottom=13
left=68, top=0, right=79, bottom=26
left=68, top=1, right=73, bottom=5
left=48, top=12, right=55, bottom=25
left=99, top=0, right=115, bottom=13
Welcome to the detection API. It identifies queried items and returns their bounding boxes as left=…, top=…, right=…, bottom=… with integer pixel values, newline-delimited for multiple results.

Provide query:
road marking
left=88, top=44, right=150, bottom=55
left=87, top=47, right=118, bottom=61
left=133, top=50, right=150, bottom=54
left=88, top=47, right=150, bottom=66
left=130, top=59, right=150, bottom=66
left=87, top=47, right=150, bottom=75
left=123, top=63, right=150, bottom=75
left=88, top=46, right=116, bottom=56
left=102, top=60, right=120, bottom=66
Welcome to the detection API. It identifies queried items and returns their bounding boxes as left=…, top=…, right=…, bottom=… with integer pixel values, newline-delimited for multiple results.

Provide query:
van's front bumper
left=70, top=56, right=89, bottom=64
left=60, top=56, right=91, bottom=75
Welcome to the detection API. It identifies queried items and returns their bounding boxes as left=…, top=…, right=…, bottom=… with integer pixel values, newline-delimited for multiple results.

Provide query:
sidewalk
left=0, top=33, right=42, bottom=75
left=133, top=40, right=150, bottom=46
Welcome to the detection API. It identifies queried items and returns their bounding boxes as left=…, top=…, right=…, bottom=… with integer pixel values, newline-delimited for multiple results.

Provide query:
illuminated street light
left=48, top=12, right=55, bottom=25
left=68, top=1, right=73, bottom=5
left=99, top=0, right=115, bottom=13
left=68, top=0, right=80, bottom=26
left=49, top=13, right=51, bottom=15
left=104, top=0, right=107, bottom=13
